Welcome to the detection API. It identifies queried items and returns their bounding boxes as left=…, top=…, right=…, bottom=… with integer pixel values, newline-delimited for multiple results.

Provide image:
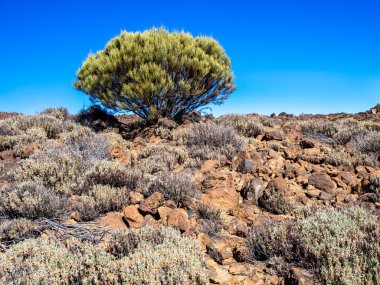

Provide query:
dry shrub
left=0, top=181, right=69, bottom=219
left=144, top=172, right=198, bottom=207
left=12, top=127, right=111, bottom=195
left=352, top=131, right=380, bottom=154
left=245, top=206, right=380, bottom=285
left=40, top=107, right=70, bottom=120
left=90, top=184, right=130, bottom=213
left=196, top=203, right=223, bottom=237
left=84, top=160, right=141, bottom=190
left=325, top=150, right=378, bottom=167
left=0, top=238, right=79, bottom=285
left=0, top=218, right=41, bottom=244
left=246, top=220, right=291, bottom=262
left=138, top=144, right=188, bottom=174
left=0, top=227, right=208, bottom=284
left=216, top=114, right=265, bottom=137
left=181, top=122, right=245, bottom=160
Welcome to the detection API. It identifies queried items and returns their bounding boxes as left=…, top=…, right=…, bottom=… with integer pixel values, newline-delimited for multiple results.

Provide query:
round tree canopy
left=74, top=28, right=235, bottom=122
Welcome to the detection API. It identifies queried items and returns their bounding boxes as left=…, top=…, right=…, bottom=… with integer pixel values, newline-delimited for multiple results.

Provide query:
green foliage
left=75, top=28, right=235, bottom=122
left=298, top=207, right=380, bottom=285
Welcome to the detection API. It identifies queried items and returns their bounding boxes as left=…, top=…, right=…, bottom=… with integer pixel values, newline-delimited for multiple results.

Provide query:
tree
left=74, top=28, right=235, bottom=122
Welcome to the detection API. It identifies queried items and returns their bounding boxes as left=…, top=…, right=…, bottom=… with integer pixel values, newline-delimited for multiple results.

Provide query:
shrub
left=246, top=220, right=290, bottom=261
left=298, top=206, right=380, bottom=285
left=61, top=126, right=111, bottom=165
left=138, top=144, right=188, bottom=174
left=300, top=119, right=339, bottom=138
left=196, top=203, right=223, bottom=237
left=0, top=227, right=209, bottom=285
left=13, top=127, right=112, bottom=195
left=144, top=172, right=198, bottom=207
left=0, top=181, right=69, bottom=219
left=72, top=195, right=98, bottom=221
left=84, top=160, right=141, bottom=190
left=183, top=123, right=245, bottom=160
left=74, top=28, right=235, bottom=123
left=111, top=227, right=209, bottom=284
left=13, top=152, right=86, bottom=195
left=90, top=184, right=130, bottom=213
left=352, top=131, right=380, bottom=154
left=325, top=150, right=379, bottom=167
left=216, top=114, right=265, bottom=137
left=0, top=238, right=79, bottom=285
left=14, top=114, right=74, bottom=139
left=0, top=218, right=41, bottom=244
left=362, top=174, right=380, bottom=202
left=40, top=107, right=70, bottom=120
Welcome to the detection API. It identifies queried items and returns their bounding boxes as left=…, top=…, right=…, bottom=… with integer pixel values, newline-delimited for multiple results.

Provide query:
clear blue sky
left=1, top=0, right=379, bottom=116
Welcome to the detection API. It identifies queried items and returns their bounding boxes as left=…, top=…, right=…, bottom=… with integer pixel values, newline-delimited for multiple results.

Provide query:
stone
left=123, top=205, right=144, bottom=228
left=166, top=208, right=190, bottom=232
left=157, top=206, right=173, bottom=221
left=142, top=214, right=159, bottom=227
left=264, top=131, right=283, bottom=141
left=338, top=172, right=357, bottom=187
left=317, top=191, right=334, bottom=201
left=98, top=212, right=126, bottom=229
left=203, top=187, right=240, bottom=210
left=237, top=159, right=255, bottom=174
left=308, top=172, right=336, bottom=192
left=139, top=192, right=164, bottom=215
left=207, top=241, right=233, bottom=265
left=300, top=139, right=315, bottom=149
left=158, top=117, right=177, bottom=129
left=228, top=218, right=248, bottom=237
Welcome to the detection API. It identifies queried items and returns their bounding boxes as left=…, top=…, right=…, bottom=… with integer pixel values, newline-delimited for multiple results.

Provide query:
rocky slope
left=0, top=108, right=379, bottom=284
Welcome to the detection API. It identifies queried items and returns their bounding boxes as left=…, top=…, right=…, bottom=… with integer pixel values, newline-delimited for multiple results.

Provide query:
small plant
left=145, top=172, right=198, bottom=207
left=138, top=144, right=188, bottom=174
left=183, top=123, right=245, bottom=160
left=216, top=114, right=265, bottom=137
left=352, top=131, right=380, bottom=154
left=90, top=184, right=130, bottom=213
left=0, top=181, right=69, bottom=219
left=196, top=203, right=223, bottom=237
left=246, top=220, right=290, bottom=261
left=0, top=238, right=79, bottom=285
left=298, top=206, right=380, bottom=285
left=0, top=218, right=41, bottom=244
left=84, top=160, right=141, bottom=190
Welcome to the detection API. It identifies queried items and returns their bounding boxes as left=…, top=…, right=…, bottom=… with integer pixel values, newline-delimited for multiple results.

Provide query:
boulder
left=300, top=139, right=315, bottom=149
left=203, top=187, right=240, bottom=210
left=264, top=131, right=283, bottom=141
left=308, top=172, right=336, bottom=193
left=166, top=208, right=190, bottom=232
left=123, top=205, right=144, bottom=228
left=237, top=159, right=255, bottom=174
left=139, top=192, right=164, bottom=215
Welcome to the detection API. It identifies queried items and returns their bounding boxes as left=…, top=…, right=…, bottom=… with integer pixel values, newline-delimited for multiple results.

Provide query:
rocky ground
left=0, top=107, right=379, bottom=284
